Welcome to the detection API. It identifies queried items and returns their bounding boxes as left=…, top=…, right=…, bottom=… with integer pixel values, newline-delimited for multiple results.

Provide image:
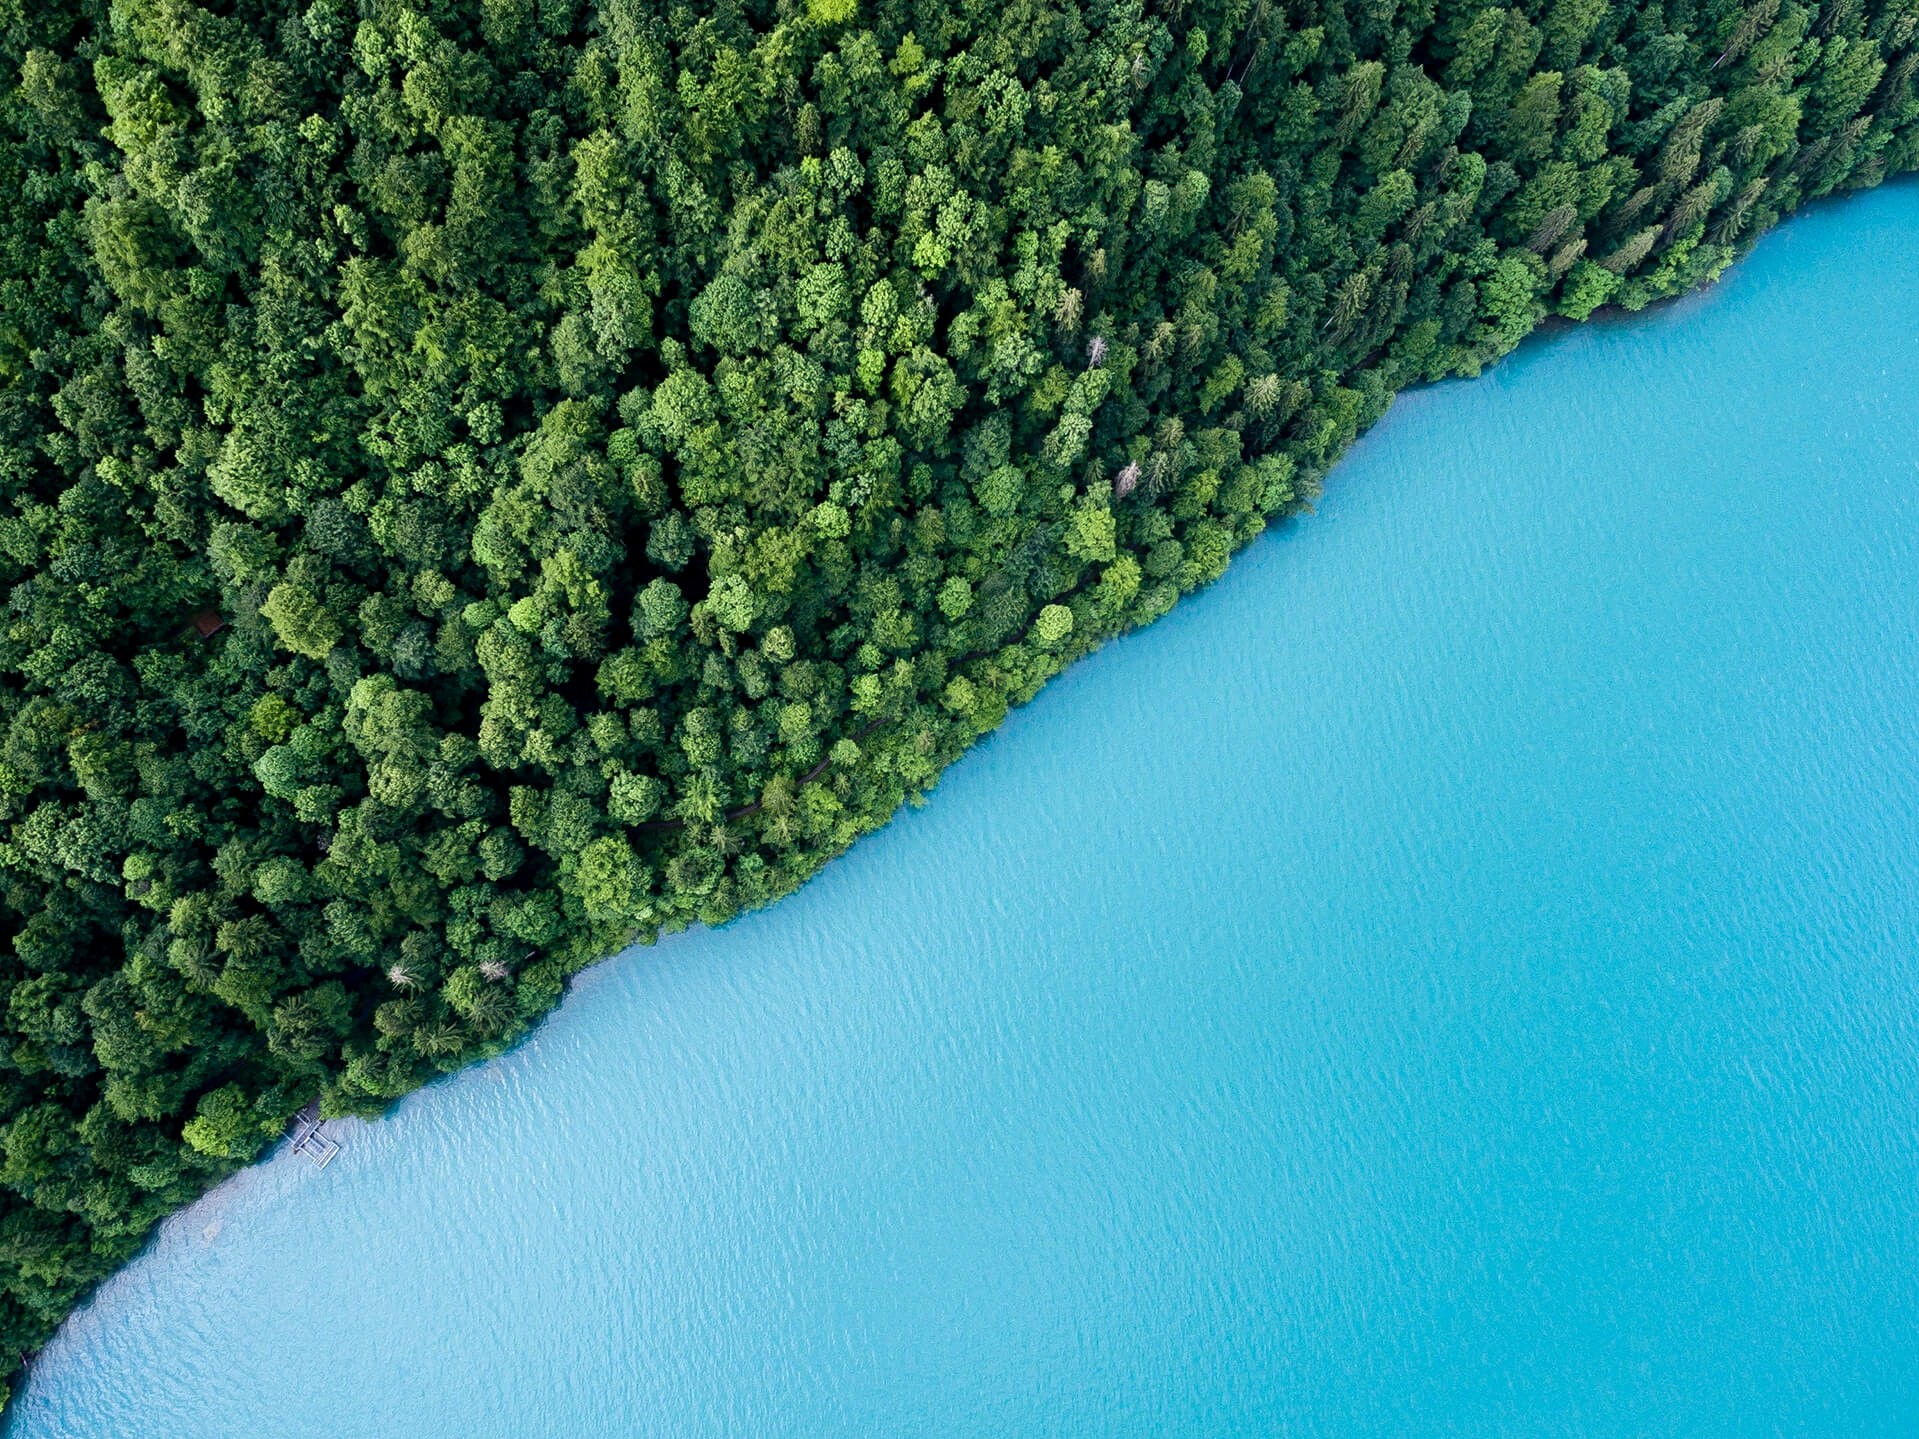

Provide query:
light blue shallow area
left=12, top=183, right=1919, bottom=1438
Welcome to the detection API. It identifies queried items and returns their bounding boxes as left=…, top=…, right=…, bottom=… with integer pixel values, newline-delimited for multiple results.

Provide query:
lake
left=9, top=183, right=1919, bottom=1437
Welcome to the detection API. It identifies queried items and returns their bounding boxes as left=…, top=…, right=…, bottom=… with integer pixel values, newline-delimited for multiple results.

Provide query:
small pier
left=287, top=1101, right=340, bottom=1170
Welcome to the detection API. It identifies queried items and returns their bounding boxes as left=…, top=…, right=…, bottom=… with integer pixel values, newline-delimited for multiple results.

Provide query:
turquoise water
left=12, top=184, right=1919, bottom=1437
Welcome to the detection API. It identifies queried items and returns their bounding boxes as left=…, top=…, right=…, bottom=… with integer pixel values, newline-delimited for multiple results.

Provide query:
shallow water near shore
left=10, top=183, right=1919, bottom=1437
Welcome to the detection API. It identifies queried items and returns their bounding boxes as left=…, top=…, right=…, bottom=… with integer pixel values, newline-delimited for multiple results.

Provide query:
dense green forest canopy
left=0, top=0, right=1910, bottom=1396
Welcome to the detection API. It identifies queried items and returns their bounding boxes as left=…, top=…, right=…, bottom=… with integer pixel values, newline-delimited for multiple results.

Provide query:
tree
left=181, top=1086, right=269, bottom=1161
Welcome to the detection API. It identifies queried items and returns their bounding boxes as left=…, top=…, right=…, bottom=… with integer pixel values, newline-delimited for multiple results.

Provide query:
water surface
left=11, top=184, right=1919, bottom=1437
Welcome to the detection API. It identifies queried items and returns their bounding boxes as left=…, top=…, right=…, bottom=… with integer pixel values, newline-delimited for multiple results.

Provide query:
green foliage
left=0, top=0, right=1909, bottom=1390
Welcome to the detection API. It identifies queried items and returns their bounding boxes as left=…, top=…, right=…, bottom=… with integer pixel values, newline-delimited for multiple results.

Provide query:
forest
left=0, top=0, right=1910, bottom=1398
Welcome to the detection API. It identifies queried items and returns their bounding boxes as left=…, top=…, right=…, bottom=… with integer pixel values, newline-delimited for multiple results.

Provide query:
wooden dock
left=287, top=1102, right=340, bottom=1170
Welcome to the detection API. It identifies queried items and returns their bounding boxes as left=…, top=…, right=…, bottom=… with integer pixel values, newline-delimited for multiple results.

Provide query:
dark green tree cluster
left=0, top=0, right=1911, bottom=1395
